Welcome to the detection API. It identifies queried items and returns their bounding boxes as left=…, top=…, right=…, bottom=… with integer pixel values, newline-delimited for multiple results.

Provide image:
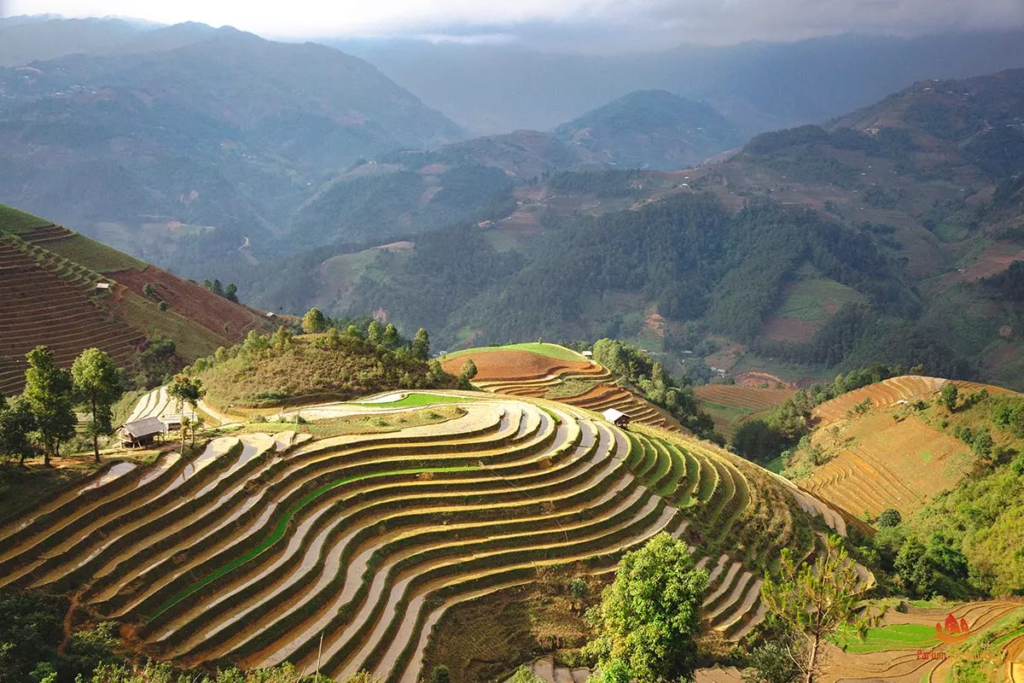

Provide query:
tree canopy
left=583, top=532, right=708, bottom=683
left=22, top=346, right=77, bottom=465
left=72, top=348, right=124, bottom=463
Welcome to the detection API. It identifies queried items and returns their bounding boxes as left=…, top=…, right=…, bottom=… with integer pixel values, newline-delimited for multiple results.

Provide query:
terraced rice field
left=822, top=601, right=1024, bottom=682
left=799, top=376, right=1017, bottom=518
left=0, top=390, right=847, bottom=681
left=469, top=354, right=684, bottom=434
left=0, top=236, right=145, bottom=395
left=812, top=376, right=948, bottom=426
left=800, top=411, right=973, bottom=518
left=442, top=347, right=596, bottom=382
left=694, top=385, right=797, bottom=437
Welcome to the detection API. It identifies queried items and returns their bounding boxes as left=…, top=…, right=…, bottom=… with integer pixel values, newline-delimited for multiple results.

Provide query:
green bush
left=877, top=508, right=902, bottom=528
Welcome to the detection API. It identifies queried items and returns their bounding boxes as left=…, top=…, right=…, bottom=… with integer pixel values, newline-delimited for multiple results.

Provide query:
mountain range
left=4, top=17, right=1024, bottom=389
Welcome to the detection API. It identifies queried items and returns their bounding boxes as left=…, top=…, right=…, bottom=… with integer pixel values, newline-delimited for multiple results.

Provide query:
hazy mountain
left=249, top=68, right=1024, bottom=388
left=0, top=27, right=463, bottom=278
left=0, top=17, right=219, bottom=66
left=335, top=30, right=1024, bottom=135
left=554, top=90, right=743, bottom=170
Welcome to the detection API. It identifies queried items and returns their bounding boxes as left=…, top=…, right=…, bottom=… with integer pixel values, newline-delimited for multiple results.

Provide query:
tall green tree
left=168, top=375, right=206, bottom=447
left=367, top=321, right=383, bottom=345
left=302, top=308, right=328, bottom=334
left=22, top=346, right=77, bottom=466
left=72, top=349, right=124, bottom=463
left=940, top=383, right=959, bottom=412
left=460, top=359, right=478, bottom=380
left=0, top=398, right=37, bottom=465
left=761, top=535, right=874, bottom=683
left=583, top=532, right=708, bottom=683
left=383, top=323, right=400, bottom=349
left=412, top=328, right=431, bottom=360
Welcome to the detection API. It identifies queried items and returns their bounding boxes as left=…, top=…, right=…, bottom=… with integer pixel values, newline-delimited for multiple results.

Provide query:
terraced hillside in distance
left=0, top=386, right=859, bottom=682
left=0, top=204, right=276, bottom=395
left=797, top=376, right=1020, bottom=518
left=694, top=385, right=798, bottom=438
left=443, top=344, right=687, bottom=433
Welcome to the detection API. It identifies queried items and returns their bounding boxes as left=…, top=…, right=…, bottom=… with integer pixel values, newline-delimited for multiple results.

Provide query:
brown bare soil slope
left=108, top=266, right=270, bottom=343
left=0, top=239, right=145, bottom=395
left=442, top=350, right=593, bottom=381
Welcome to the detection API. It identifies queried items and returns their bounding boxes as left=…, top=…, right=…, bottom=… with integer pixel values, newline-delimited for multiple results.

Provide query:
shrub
left=1011, top=454, right=1024, bottom=477
left=157, top=301, right=168, bottom=312
left=877, top=508, right=902, bottom=528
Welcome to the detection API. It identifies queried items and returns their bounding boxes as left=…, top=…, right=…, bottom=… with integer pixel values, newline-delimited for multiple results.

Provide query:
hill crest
left=554, top=89, right=743, bottom=170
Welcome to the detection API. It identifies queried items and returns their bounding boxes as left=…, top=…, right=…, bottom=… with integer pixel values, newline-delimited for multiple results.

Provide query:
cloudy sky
left=7, top=0, right=1024, bottom=49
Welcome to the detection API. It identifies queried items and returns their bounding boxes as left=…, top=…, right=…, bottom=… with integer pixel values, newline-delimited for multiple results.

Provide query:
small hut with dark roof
left=118, top=417, right=166, bottom=448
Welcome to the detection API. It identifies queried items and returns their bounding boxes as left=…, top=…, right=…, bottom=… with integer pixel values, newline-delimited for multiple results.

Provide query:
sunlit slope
left=0, top=204, right=274, bottom=395
left=799, top=376, right=1019, bottom=517
left=0, top=389, right=845, bottom=681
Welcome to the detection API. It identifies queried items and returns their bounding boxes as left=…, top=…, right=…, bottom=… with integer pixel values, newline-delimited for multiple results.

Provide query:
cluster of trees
left=592, top=339, right=718, bottom=441
left=300, top=308, right=432, bottom=360
left=201, top=279, right=239, bottom=304
left=0, top=346, right=124, bottom=466
left=186, top=315, right=458, bottom=407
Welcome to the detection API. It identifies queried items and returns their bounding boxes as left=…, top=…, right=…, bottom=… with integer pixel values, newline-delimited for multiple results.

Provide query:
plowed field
left=442, top=349, right=594, bottom=381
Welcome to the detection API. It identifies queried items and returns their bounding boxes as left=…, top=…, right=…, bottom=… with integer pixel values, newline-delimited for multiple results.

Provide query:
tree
left=224, top=282, right=239, bottom=303
left=428, top=666, right=451, bottom=683
left=760, top=535, right=873, bottom=683
left=72, top=349, right=124, bottom=463
left=583, top=532, right=708, bottom=683
left=0, top=399, right=37, bottom=465
left=412, top=328, right=431, bottom=360
left=367, top=321, right=383, bottom=345
left=894, top=538, right=935, bottom=597
left=971, top=428, right=994, bottom=459
left=138, top=337, right=177, bottom=388
left=383, top=324, right=400, bottom=349
left=939, top=383, right=958, bottom=412
left=302, top=308, right=328, bottom=334
left=877, top=508, right=902, bottom=528
left=22, top=346, right=77, bottom=466
left=168, top=375, right=206, bottom=447
left=460, top=359, right=478, bottom=380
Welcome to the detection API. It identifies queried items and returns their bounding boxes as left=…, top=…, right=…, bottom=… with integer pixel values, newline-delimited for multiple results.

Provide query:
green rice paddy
left=350, top=393, right=476, bottom=408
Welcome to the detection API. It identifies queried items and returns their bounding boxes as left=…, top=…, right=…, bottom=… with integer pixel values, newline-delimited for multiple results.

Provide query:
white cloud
left=7, top=0, right=1024, bottom=44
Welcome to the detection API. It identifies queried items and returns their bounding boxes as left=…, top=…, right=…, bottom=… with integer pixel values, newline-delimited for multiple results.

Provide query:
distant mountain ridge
left=0, top=26, right=463, bottom=280
left=554, top=90, right=742, bottom=170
